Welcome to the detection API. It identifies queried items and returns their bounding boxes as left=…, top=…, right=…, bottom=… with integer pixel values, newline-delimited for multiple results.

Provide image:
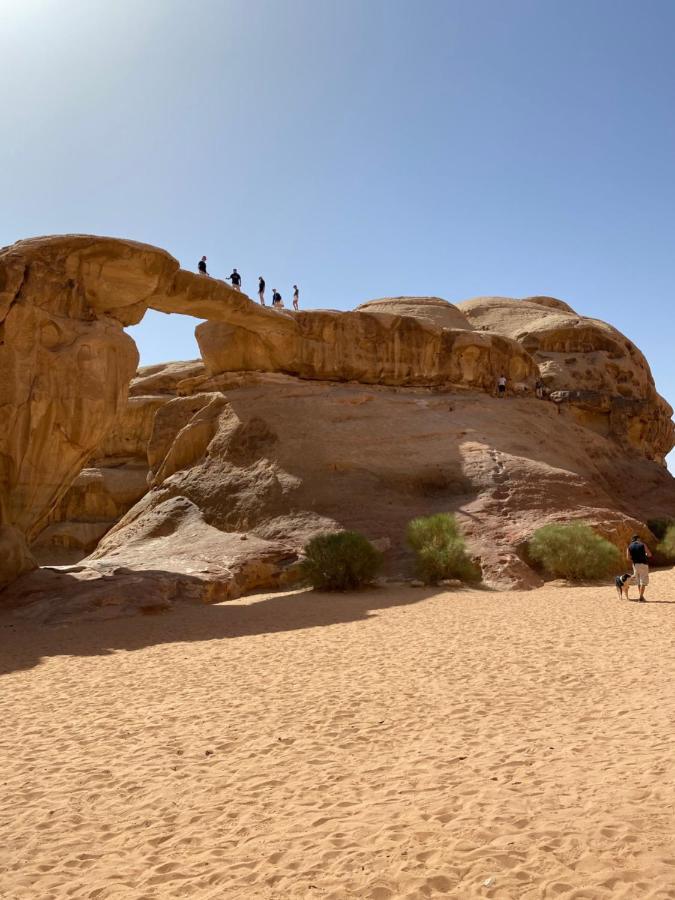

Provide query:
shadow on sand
left=0, top=579, right=443, bottom=676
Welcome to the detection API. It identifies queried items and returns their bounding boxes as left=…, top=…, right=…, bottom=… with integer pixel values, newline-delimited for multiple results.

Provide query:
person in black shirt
left=292, top=284, right=299, bottom=311
left=272, top=289, right=283, bottom=308
left=258, top=276, right=265, bottom=305
left=198, top=256, right=208, bottom=275
left=626, top=535, right=652, bottom=601
left=227, top=269, right=241, bottom=291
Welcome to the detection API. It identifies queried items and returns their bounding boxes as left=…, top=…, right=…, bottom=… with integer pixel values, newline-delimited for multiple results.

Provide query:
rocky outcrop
left=0, top=238, right=146, bottom=583
left=0, top=236, right=241, bottom=586
left=196, top=306, right=537, bottom=390
left=17, top=372, right=665, bottom=623
left=458, top=296, right=674, bottom=463
left=2, top=234, right=674, bottom=620
left=356, top=296, right=474, bottom=331
left=30, top=361, right=207, bottom=565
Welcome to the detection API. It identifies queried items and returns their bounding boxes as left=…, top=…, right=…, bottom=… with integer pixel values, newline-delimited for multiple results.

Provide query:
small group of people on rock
left=197, top=257, right=299, bottom=310
left=257, top=277, right=299, bottom=310
left=615, top=535, right=652, bottom=602
left=494, top=375, right=549, bottom=400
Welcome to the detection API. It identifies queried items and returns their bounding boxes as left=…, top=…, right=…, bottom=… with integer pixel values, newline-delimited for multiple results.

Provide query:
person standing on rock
left=198, top=256, right=208, bottom=275
left=258, top=276, right=266, bottom=305
left=292, top=284, right=299, bottom=311
left=497, top=375, right=507, bottom=397
left=626, top=535, right=652, bottom=601
left=227, top=269, right=242, bottom=291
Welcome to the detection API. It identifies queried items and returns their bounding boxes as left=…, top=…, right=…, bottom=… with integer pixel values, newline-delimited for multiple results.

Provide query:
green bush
left=528, top=523, right=621, bottom=581
left=301, top=531, right=382, bottom=591
left=406, top=513, right=480, bottom=585
left=647, top=517, right=675, bottom=541
left=656, top=524, right=675, bottom=561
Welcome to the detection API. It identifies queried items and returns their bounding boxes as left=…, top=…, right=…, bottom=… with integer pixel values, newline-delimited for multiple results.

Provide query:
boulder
left=356, top=296, right=474, bottom=331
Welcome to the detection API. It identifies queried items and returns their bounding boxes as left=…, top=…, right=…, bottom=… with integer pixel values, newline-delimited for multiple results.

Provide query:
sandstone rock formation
left=8, top=371, right=668, bottom=623
left=1, top=234, right=674, bottom=623
left=357, top=296, right=474, bottom=330
left=0, top=235, right=238, bottom=586
left=195, top=307, right=537, bottom=391
left=30, top=360, right=207, bottom=564
left=459, top=296, right=674, bottom=463
left=0, top=238, right=144, bottom=584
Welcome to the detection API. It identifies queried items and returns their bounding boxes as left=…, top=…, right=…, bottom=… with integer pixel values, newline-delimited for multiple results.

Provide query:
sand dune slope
left=2, top=572, right=675, bottom=899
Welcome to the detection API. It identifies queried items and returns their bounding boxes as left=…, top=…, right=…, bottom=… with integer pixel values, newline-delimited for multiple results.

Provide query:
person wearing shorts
left=497, top=375, right=507, bottom=397
left=626, top=535, right=652, bottom=601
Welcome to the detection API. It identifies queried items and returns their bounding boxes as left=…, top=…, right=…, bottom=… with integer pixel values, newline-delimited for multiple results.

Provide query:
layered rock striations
left=1, top=234, right=674, bottom=620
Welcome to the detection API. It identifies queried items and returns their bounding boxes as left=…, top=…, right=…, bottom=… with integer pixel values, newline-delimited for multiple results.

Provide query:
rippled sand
left=2, top=571, right=675, bottom=899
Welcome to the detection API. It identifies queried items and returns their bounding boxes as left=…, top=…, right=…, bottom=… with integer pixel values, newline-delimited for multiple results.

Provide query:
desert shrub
left=647, top=517, right=675, bottom=541
left=528, top=523, right=621, bottom=581
left=656, top=524, right=675, bottom=562
left=301, top=531, right=382, bottom=591
left=406, top=513, right=480, bottom=585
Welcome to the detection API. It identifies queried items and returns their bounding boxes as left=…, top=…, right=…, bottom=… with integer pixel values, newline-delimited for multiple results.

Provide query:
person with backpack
left=258, top=276, right=266, bottom=305
left=626, top=534, right=652, bottom=601
left=197, top=256, right=208, bottom=275
left=227, top=269, right=241, bottom=291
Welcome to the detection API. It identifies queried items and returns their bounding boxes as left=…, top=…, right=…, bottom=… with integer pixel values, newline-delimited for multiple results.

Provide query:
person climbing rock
left=227, top=269, right=241, bottom=291
left=292, top=284, right=299, bottom=310
left=258, top=276, right=266, bottom=305
left=198, top=256, right=208, bottom=275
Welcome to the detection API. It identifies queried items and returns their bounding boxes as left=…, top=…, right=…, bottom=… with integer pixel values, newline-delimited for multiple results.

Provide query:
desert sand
left=2, top=572, right=675, bottom=900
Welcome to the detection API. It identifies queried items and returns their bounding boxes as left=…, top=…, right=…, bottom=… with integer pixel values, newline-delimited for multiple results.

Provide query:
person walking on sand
left=535, top=378, right=545, bottom=399
left=497, top=375, right=507, bottom=397
left=258, top=276, right=266, bottom=305
left=198, top=255, right=208, bottom=275
left=626, top=534, right=652, bottom=601
left=227, top=269, right=242, bottom=291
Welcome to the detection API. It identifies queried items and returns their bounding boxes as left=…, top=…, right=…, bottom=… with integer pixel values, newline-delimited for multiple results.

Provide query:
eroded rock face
left=30, top=361, right=205, bottom=565
left=0, top=238, right=151, bottom=583
left=1, top=234, right=674, bottom=618
left=196, top=309, right=537, bottom=390
left=356, top=296, right=474, bottom=331
left=0, top=235, right=239, bottom=586
left=70, top=374, right=675, bottom=616
left=458, top=296, right=674, bottom=463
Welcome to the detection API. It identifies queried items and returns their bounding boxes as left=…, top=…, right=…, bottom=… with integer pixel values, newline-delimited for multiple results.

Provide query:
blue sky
left=2, top=0, right=674, bottom=455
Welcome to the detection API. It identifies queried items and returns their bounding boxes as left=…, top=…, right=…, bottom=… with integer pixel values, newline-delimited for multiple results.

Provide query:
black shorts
left=498, top=385, right=506, bottom=393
